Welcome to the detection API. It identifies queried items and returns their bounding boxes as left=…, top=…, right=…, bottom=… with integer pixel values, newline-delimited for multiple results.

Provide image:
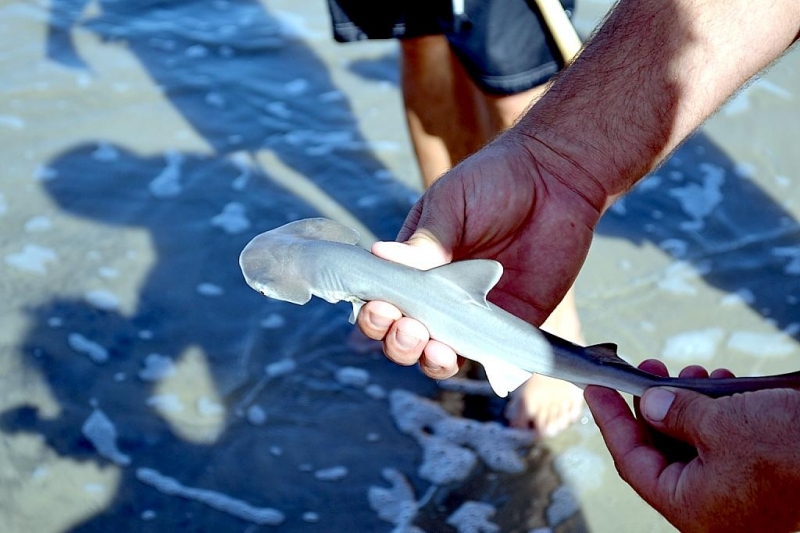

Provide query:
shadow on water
left=3, top=0, right=588, bottom=532
left=596, top=134, right=800, bottom=341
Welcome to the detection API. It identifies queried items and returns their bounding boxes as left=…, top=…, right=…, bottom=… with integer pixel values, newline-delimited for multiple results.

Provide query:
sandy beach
left=2, top=0, right=800, bottom=531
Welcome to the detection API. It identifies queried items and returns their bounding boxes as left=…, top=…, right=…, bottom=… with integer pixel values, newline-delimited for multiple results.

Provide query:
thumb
left=640, top=387, right=714, bottom=445
left=371, top=231, right=451, bottom=271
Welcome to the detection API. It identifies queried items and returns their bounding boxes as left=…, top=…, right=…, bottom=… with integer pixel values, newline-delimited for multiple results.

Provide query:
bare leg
left=400, top=35, right=490, bottom=187
left=400, top=37, right=583, bottom=436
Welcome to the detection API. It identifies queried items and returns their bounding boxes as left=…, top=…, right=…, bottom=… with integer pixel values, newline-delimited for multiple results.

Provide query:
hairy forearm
left=517, top=0, right=800, bottom=207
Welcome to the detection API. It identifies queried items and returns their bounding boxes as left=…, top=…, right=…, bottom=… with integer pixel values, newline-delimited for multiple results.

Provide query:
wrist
left=502, top=124, right=612, bottom=215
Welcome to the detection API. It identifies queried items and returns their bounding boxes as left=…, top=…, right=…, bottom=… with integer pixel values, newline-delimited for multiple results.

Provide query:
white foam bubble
left=147, top=394, right=185, bottom=413
left=84, top=483, right=106, bottom=495
left=265, top=358, right=296, bottom=378
left=84, top=290, right=121, bottom=312
left=668, top=163, right=724, bottom=230
left=185, top=44, right=209, bottom=58
left=0, top=114, right=24, bottom=129
left=24, top=216, right=51, bottom=232
left=658, top=238, right=688, bottom=258
left=389, top=390, right=533, bottom=485
left=553, top=446, right=607, bottom=491
left=92, top=142, right=119, bottom=161
left=284, top=78, right=309, bottom=96
left=314, top=466, right=349, bottom=482
left=136, top=468, right=285, bottom=525
left=727, top=331, right=796, bottom=358
left=205, top=92, right=226, bottom=108
left=607, top=197, right=626, bottom=216
left=260, top=313, right=286, bottom=329
left=719, top=288, right=756, bottom=306
left=68, top=333, right=109, bottom=364
left=734, top=162, right=756, bottom=179
left=546, top=486, right=579, bottom=527
left=265, top=101, right=291, bottom=118
left=319, top=90, right=344, bottom=103
left=365, top=384, right=387, bottom=400
left=246, top=405, right=267, bottom=426
left=197, top=397, right=224, bottom=417
left=81, top=408, right=131, bottom=466
left=32, top=164, right=58, bottom=181
left=98, top=267, right=119, bottom=279
left=149, top=151, right=183, bottom=198
left=417, top=434, right=477, bottom=485
left=5, top=244, right=58, bottom=274
left=772, top=246, right=800, bottom=275
left=335, top=366, right=370, bottom=388
left=138, top=354, right=176, bottom=382
left=446, top=501, right=499, bottom=533
left=368, top=468, right=421, bottom=531
left=661, top=328, right=724, bottom=363
left=657, top=261, right=708, bottom=295
left=211, top=202, right=250, bottom=234
left=196, top=283, right=224, bottom=296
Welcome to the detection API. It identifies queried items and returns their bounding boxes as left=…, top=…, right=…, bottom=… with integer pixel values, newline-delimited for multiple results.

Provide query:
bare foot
left=505, top=287, right=586, bottom=437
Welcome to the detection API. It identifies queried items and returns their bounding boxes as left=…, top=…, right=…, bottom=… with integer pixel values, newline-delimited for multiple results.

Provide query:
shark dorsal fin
left=428, top=259, right=503, bottom=308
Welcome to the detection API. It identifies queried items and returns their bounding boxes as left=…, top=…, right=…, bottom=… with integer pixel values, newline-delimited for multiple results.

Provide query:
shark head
left=239, top=218, right=361, bottom=305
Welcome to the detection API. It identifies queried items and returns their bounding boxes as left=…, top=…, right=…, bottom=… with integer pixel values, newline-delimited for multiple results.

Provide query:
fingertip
left=419, top=340, right=459, bottom=379
left=357, top=301, right=401, bottom=340
left=639, top=359, right=669, bottom=377
left=710, top=367, right=735, bottom=379
left=678, top=365, right=709, bottom=379
left=383, top=317, right=429, bottom=366
left=640, top=387, right=677, bottom=423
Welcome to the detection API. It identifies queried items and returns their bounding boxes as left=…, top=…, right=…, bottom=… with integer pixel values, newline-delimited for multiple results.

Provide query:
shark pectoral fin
left=428, top=259, right=504, bottom=308
left=481, top=357, right=533, bottom=398
left=348, top=299, right=366, bottom=324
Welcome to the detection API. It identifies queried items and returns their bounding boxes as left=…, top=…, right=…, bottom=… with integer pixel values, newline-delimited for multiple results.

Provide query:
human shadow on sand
left=2, top=1, right=589, bottom=532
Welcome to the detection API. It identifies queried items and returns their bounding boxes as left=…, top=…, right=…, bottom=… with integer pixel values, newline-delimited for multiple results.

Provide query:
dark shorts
left=326, top=0, right=577, bottom=94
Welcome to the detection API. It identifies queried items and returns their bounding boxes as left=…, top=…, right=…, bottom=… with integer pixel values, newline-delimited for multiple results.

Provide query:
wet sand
left=1, top=0, right=800, bottom=532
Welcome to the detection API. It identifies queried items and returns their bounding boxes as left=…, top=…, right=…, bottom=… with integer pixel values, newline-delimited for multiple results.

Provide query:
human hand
left=585, top=359, right=800, bottom=533
left=356, top=129, right=606, bottom=379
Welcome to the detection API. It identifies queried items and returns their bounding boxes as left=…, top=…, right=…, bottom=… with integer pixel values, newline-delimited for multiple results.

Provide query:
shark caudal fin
left=481, top=356, right=534, bottom=398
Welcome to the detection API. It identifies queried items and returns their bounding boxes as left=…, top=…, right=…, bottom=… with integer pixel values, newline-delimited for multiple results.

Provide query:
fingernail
left=395, top=331, right=422, bottom=350
left=368, top=311, right=393, bottom=329
left=643, top=388, right=675, bottom=422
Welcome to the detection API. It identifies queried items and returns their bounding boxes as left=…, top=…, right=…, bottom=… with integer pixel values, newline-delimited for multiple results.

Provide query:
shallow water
left=1, top=0, right=800, bottom=532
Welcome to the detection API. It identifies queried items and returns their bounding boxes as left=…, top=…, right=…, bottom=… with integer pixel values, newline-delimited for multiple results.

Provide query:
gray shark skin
left=239, top=218, right=800, bottom=398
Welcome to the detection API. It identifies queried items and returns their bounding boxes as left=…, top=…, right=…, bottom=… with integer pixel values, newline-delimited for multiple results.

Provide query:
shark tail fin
left=481, top=357, right=533, bottom=398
